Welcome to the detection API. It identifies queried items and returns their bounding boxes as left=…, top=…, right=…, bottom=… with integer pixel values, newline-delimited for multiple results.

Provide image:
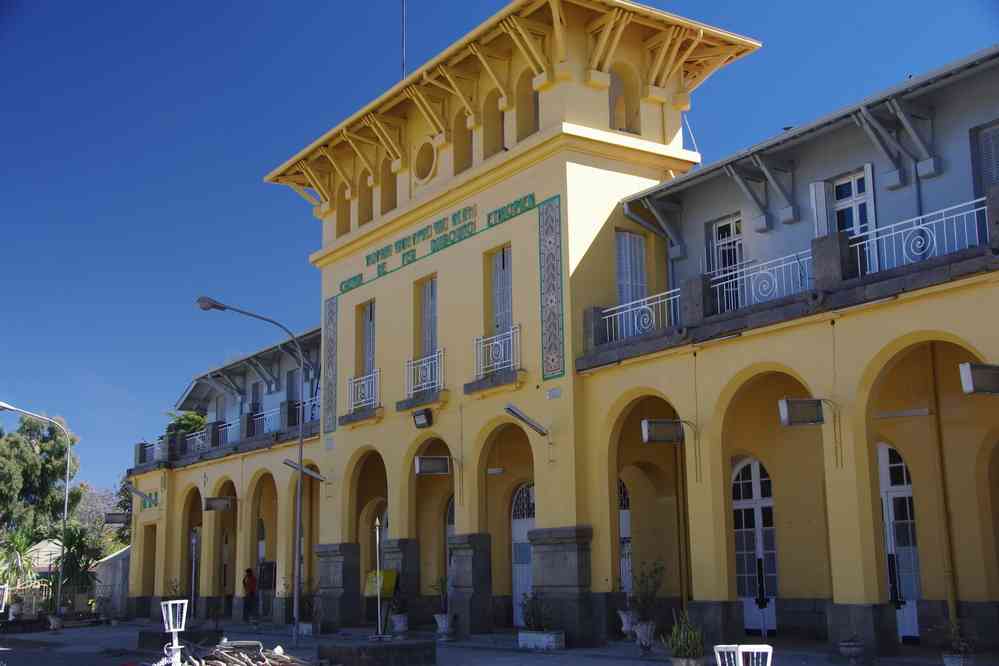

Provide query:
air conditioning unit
left=415, top=456, right=451, bottom=476
left=204, top=497, right=236, bottom=512
left=640, top=419, right=685, bottom=445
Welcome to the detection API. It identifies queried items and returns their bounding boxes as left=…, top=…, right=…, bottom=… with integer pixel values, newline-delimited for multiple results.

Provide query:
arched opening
left=411, top=438, right=455, bottom=608
left=180, top=487, right=203, bottom=616
left=357, top=170, right=373, bottom=225
left=722, top=370, right=829, bottom=639
left=291, top=463, right=321, bottom=611
left=250, top=472, right=278, bottom=621
left=609, top=394, right=686, bottom=624
left=478, top=422, right=534, bottom=627
left=864, top=339, right=998, bottom=644
left=214, top=480, right=238, bottom=618
left=515, top=69, right=539, bottom=142
left=444, top=495, right=456, bottom=587
left=608, top=63, right=641, bottom=134
left=483, top=89, right=505, bottom=159
left=352, top=451, right=388, bottom=621
left=335, top=183, right=350, bottom=237
left=989, top=442, right=999, bottom=602
left=379, top=158, right=396, bottom=214
left=452, top=111, right=473, bottom=175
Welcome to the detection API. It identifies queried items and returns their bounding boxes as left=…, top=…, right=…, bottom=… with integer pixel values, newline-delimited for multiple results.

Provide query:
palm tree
left=0, top=525, right=40, bottom=588
left=54, top=522, right=104, bottom=604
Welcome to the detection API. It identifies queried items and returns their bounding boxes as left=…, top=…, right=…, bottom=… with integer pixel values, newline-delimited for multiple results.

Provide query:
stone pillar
left=812, top=230, right=857, bottom=291
left=528, top=526, right=595, bottom=648
left=240, top=413, right=254, bottom=440
left=279, top=401, right=295, bottom=432
left=382, top=538, right=420, bottom=614
left=583, top=306, right=607, bottom=351
left=988, top=183, right=999, bottom=251
left=680, top=275, right=712, bottom=327
left=232, top=595, right=245, bottom=623
left=448, top=533, right=492, bottom=637
left=826, top=603, right=898, bottom=657
left=314, top=543, right=361, bottom=632
left=687, top=600, right=744, bottom=650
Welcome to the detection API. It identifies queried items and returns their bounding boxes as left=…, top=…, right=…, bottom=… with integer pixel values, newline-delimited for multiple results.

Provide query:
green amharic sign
left=340, top=193, right=536, bottom=293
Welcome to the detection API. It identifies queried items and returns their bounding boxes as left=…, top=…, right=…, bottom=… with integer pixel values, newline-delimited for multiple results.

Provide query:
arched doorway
left=731, top=458, right=777, bottom=635
left=214, top=480, right=237, bottom=617
left=511, top=482, right=535, bottom=626
left=180, top=487, right=203, bottom=617
left=618, top=480, right=632, bottom=594
left=877, top=444, right=919, bottom=640
left=515, top=69, right=538, bottom=142
left=250, top=473, right=278, bottom=620
left=352, top=450, right=388, bottom=622
left=409, top=438, right=455, bottom=608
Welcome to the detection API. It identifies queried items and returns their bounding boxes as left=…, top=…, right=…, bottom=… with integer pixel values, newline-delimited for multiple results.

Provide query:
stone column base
left=528, top=525, right=595, bottom=648
left=826, top=602, right=899, bottom=657
left=687, top=600, right=744, bottom=649
left=195, top=596, right=224, bottom=621
left=315, top=542, right=361, bottom=632
left=232, top=595, right=246, bottom=623
left=273, top=595, right=291, bottom=624
left=448, top=533, right=492, bottom=637
left=382, top=538, right=420, bottom=612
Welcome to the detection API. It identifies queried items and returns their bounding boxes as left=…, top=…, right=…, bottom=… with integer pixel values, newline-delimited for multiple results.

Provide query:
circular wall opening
left=414, top=141, right=436, bottom=182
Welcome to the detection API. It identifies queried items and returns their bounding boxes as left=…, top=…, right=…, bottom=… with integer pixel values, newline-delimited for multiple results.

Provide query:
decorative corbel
left=278, top=177, right=319, bottom=207
left=683, top=45, right=741, bottom=93
left=364, top=114, right=404, bottom=172
left=202, top=375, right=242, bottom=401
left=548, top=0, right=567, bottom=66
left=245, top=357, right=279, bottom=394
left=428, top=65, right=479, bottom=128
left=887, top=97, right=940, bottom=178
left=503, top=16, right=550, bottom=85
left=724, top=164, right=770, bottom=232
left=645, top=196, right=687, bottom=259
left=296, top=160, right=331, bottom=204
left=405, top=85, right=447, bottom=139
left=342, top=130, right=377, bottom=182
left=319, top=146, right=354, bottom=195
left=468, top=43, right=510, bottom=110
left=750, top=154, right=797, bottom=224
left=853, top=107, right=907, bottom=190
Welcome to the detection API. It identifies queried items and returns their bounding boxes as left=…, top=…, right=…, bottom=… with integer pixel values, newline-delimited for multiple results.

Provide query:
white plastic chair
left=714, top=644, right=740, bottom=666
left=738, top=644, right=773, bottom=666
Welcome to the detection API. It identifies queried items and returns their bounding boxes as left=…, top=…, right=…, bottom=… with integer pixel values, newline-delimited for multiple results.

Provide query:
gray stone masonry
left=527, top=525, right=596, bottom=648
left=989, top=183, right=999, bottom=251
left=382, top=538, right=420, bottom=616
left=680, top=275, right=712, bottom=327
left=584, top=306, right=607, bottom=350
left=826, top=602, right=899, bottom=658
left=315, top=542, right=361, bottom=633
left=812, top=231, right=858, bottom=290
left=448, top=533, right=492, bottom=637
left=687, top=600, right=744, bottom=651
left=463, top=368, right=520, bottom=396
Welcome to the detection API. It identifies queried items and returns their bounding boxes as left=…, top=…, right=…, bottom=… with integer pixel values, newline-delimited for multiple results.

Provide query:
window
left=361, top=301, right=376, bottom=375
left=453, top=112, right=473, bottom=175
left=833, top=169, right=874, bottom=237
left=515, top=70, right=539, bottom=142
left=286, top=368, right=301, bottom=403
left=251, top=381, right=263, bottom=412
left=491, top=246, right=513, bottom=334
left=357, top=171, right=373, bottom=225
left=420, top=277, right=438, bottom=357
left=379, top=158, right=397, bottom=214
left=483, top=89, right=505, bottom=159
left=707, top=215, right=744, bottom=274
left=615, top=230, right=647, bottom=304
left=972, top=119, right=999, bottom=197
left=214, top=395, right=226, bottom=422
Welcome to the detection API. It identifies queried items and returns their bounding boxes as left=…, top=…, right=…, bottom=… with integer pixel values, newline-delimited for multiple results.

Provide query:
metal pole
left=375, top=515, right=383, bottom=637
left=401, top=0, right=406, bottom=78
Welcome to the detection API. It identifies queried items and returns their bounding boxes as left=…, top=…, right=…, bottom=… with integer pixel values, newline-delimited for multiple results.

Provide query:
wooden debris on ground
left=177, top=639, right=324, bottom=666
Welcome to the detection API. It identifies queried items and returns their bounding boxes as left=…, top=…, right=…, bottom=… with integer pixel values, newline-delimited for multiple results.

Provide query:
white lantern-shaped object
left=0, top=584, right=8, bottom=615
left=161, top=598, right=188, bottom=632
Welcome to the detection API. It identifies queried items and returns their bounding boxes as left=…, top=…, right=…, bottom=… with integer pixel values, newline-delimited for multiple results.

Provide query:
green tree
left=0, top=524, right=41, bottom=587
left=113, top=475, right=133, bottom=544
left=55, top=521, right=104, bottom=600
left=0, top=417, right=81, bottom=534
left=166, top=410, right=206, bottom=438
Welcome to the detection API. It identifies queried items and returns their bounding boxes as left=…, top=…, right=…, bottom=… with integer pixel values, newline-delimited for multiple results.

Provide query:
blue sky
left=1, top=1, right=996, bottom=490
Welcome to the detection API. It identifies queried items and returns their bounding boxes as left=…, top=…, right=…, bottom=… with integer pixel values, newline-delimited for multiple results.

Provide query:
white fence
left=406, top=349, right=445, bottom=397
left=474, top=324, right=521, bottom=380
left=602, top=289, right=681, bottom=343
left=217, top=420, right=237, bottom=446
left=186, top=428, right=208, bottom=453
left=300, top=396, right=321, bottom=423
left=710, top=250, right=814, bottom=315
left=250, top=407, right=281, bottom=436
left=849, top=198, right=988, bottom=277
left=347, top=369, right=381, bottom=412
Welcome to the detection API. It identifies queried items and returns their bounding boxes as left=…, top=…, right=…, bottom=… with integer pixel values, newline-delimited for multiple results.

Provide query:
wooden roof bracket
left=724, top=164, right=770, bottom=232
left=405, top=85, right=447, bottom=138
left=469, top=43, right=510, bottom=109
left=853, top=108, right=907, bottom=190
left=667, top=28, right=703, bottom=89
left=503, top=16, right=548, bottom=78
left=319, top=146, right=354, bottom=194
left=363, top=114, right=404, bottom=170
left=342, top=130, right=376, bottom=178
left=751, top=154, right=797, bottom=225
left=887, top=97, right=940, bottom=178
left=297, top=159, right=331, bottom=203
left=245, top=357, right=279, bottom=393
left=644, top=196, right=687, bottom=259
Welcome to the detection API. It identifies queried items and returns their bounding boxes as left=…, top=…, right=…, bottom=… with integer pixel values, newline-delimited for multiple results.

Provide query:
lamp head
left=196, top=296, right=227, bottom=312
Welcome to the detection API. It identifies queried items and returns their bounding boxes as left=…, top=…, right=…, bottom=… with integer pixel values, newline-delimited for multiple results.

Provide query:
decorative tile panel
left=323, top=295, right=339, bottom=432
left=538, top=196, right=565, bottom=380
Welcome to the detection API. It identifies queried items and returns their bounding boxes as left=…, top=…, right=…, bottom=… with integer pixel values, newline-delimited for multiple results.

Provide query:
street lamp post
left=0, top=401, right=74, bottom=616
left=196, top=297, right=309, bottom=645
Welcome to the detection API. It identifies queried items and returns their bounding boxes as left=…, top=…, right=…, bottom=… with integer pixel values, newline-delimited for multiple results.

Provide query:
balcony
left=397, top=349, right=446, bottom=411
left=579, top=193, right=998, bottom=372
left=465, top=324, right=523, bottom=395
left=339, top=369, right=383, bottom=427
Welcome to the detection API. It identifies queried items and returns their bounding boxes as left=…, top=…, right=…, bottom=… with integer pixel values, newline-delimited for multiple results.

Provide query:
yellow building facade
left=128, top=0, right=999, bottom=654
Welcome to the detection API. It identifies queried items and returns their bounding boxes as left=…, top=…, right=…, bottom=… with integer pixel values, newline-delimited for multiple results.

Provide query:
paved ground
left=2, top=622, right=998, bottom=665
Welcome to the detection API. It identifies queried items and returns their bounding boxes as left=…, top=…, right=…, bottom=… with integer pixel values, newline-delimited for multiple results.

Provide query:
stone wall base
left=491, top=595, right=512, bottom=629
left=448, top=533, right=492, bottom=637
left=195, top=595, right=224, bottom=621
left=232, top=595, right=245, bottom=623
left=776, top=598, right=830, bottom=641
left=826, top=602, right=899, bottom=657
left=315, top=542, right=361, bottom=632
left=127, top=596, right=152, bottom=620
left=915, top=600, right=999, bottom=650
left=687, top=600, right=745, bottom=649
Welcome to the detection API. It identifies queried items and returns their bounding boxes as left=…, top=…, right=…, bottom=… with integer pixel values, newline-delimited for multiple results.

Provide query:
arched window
left=731, top=458, right=777, bottom=634
left=877, top=444, right=921, bottom=640
left=608, top=64, right=640, bottom=134
left=335, top=183, right=350, bottom=237
left=379, top=158, right=396, bottom=214
left=483, top=89, right=505, bottom=159
left=357, top=170, right=373, bottom=225
left=453, top=110, right=473, bottom=175
left=515, top=70, right=539, bottom=142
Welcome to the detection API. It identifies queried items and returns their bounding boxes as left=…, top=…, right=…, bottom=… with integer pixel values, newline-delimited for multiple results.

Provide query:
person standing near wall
left=242, top=568, right=258, bottom=624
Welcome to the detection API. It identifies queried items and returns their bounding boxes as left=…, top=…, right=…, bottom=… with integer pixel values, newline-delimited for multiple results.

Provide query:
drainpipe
left=929, top=342, right=959, bottom=622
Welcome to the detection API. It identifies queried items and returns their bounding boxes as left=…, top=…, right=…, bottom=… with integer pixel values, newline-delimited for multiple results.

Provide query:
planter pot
left=618, top=609, right=639, bottom=637
left=518, top=630, right=566, bottom=651
left=634, top=621, right=656, bottom=654
left=433, top=613, right=452, bottom=640
left=943, top=655, right=974, bottom=666
left=389, top=613, right=408, bottom=635
left=838, top=640, right=865, bottom=666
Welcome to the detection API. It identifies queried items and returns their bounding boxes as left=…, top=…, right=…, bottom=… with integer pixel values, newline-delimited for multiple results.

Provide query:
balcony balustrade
left=474, top=325, right=521, bottom=380
left=249, top=406, right=282, bottom=437
left=710, top=250, right=814, bottom=315
left=347, top=369, right=381, bottom=412
left=849, top=198, right=988, bottom=277
left=185, top=428, right=209, bottom=453
left=217, top=419, right=237, bottom=447
left=602, top=289, right=681, bottom=344
left=406, top=349, right=445, bottom=398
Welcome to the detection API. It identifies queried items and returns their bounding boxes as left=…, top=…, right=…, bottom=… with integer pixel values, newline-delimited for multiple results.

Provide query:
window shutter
left=616, top=231, right=647, bottom=304
left=363, top=301, right=376, bottom=374
left=422, top=278, right=437, bottom=356
left=980, top=124, right=999, bottom=194
left=492, top=248, right=512, bottom=333
left=810, top=181, right=834, bottom=237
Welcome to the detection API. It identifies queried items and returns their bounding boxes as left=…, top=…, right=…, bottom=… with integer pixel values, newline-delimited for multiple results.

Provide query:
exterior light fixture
left=196, top=296, right=227, bottom=311
left=203, top=497, right=236, bottom=512
left=415, top=455, right=451, bottom=476
left=161, top=598, right=188, bottom=666
left=959, top=362, right=999, bottom=395
left=777, top=398, right=826, bottom=426
left=283, top=459, right=328, bottom=482
left=504, top=403, right=549, bottom=437
left=0, top=585, right=7, bottom=615
left=640, top=419, right=693, bottom=445
left=487, top=467, right=505, bottom=476
left=413, top=408, right=433, bottom=429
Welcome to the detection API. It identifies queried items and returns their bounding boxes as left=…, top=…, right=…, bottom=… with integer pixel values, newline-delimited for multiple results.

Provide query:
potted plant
left=517, top=592, right=565, bottom=650
left=388, top=595, right=409, bottom=635
left=837, top=635, right=865, bottom=666
left=942, top=620, right=974, bottom=666
left=430, top=576, right=452, bottom=640
left=663, top=610, right=703, bottom=666
left=632, top=561, right=665, bottom=655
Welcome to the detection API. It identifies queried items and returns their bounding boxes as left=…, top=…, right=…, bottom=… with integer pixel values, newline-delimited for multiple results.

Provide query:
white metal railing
left=186, top=428, right=208, bottom=453
left=704, top=235, right=745, bottom=274
left=217, top=420, right=237, bottom=446
left=301, top=395, right=321, bottom=422
left=154, top=437, right=170, bottom=462
left=849, top=198, right=988, bottom=278
left=250, top=407, right=281, bottom=436
left=710, top=250, right=814, bottom=315
left=602, top=289, right=681, bottom=344
left=475, top=324, right=521, bottom=380
left=347, top=369, right=381, bottom=412
left=406, top=349, right=445, bottom=397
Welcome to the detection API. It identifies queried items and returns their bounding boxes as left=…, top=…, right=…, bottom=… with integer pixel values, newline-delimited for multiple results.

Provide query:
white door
left=618, top=479, right=633, bottom=594
left=511, top=483, right=535, bottom=627
left=878, top=445, right=920, bottom=640
left=615, top=231, right=648, bottom=338
left=709, top=216, right=745, bottom=312
left=732, top=459, right=778, bottom=635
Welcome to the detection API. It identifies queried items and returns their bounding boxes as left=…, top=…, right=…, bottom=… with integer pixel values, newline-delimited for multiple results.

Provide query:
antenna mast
left=401, top=0, right=407, bottom=78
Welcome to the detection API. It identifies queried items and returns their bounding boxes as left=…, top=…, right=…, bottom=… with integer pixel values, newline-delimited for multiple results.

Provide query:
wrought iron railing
left=710, top=250, right=814, bottom=315
left=185, top=428, right=209, bottom=453
left=406, top=349, right=445, bottom=397
left=849, top=198, right=988, bottom=278
left=217, top=420, right=237, bottom=446
left=602, top=289, right=681, bottom=343
left=301, top=396, right=321, bottom=422
left=474, top=324, right=520, bottom=380
left=249, top=407, right=281, bottom=437
left=347, top=369, right=381, bottom=412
